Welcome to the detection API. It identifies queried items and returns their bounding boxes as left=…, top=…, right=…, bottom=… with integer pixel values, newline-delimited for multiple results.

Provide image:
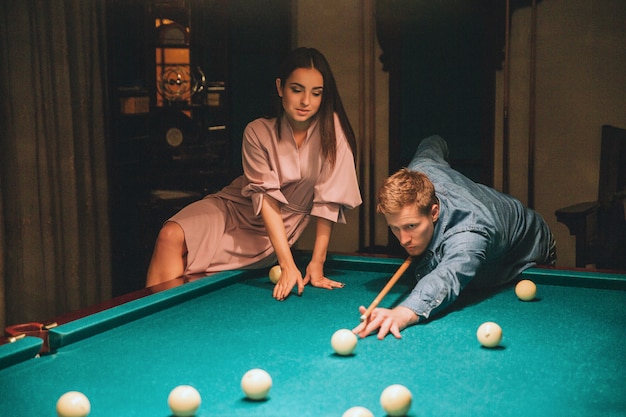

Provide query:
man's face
left=385, top=203, right=439, bottom=256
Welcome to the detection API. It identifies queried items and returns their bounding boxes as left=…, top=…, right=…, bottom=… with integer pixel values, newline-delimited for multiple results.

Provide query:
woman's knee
left=157, top=221, right=184, bottom=246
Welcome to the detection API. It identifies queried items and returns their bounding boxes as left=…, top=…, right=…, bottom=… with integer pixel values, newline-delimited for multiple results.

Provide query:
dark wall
left=227, top=0, right=291, bottom=172
left=377, top=0, right=507, bottom=185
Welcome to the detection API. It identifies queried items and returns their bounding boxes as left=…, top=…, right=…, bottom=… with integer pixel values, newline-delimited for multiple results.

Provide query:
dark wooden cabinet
left=148, top=0, right=232, bottom=195
left=106, top=0, right=290, bottom=295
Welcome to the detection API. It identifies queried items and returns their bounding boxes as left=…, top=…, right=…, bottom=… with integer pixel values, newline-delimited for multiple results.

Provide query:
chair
left=555, top=125, right=626, bottom=270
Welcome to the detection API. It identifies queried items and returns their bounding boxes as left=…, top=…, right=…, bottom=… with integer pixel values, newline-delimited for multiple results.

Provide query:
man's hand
left=352, top=306, right=419, bottom=340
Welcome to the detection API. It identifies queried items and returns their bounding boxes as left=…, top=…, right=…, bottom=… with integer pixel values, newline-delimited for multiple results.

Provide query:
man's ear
left=275, top=78, right=283, bottom=97
left=431, top=203, right=440, bottom=222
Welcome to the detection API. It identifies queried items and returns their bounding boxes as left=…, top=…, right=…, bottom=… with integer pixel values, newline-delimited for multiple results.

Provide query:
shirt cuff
left=399, top=286, right=448, bottom=320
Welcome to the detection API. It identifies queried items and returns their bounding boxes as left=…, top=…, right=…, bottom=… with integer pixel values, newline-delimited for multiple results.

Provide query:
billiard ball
left=515, top=279, right=537, bottom=301
left=241, top=368, right=272, bottom=400
left=269, top=265, right=282, bottom=284
left=476, top=321, right=503, bottom=348
left=167, top=385, right=201, bottom=417
left=342, top=406, right=375, bottom=417
left=56, top=391, right=91, bottom=417
left=331, top=329, right=358, bottom=356
left=380, top=384, right=412, bottom=416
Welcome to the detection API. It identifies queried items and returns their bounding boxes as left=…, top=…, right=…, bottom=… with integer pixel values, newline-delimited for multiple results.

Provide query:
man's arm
left=399, top=232, right=487, bottom=319
left=354, top=231, right=489, bottom=339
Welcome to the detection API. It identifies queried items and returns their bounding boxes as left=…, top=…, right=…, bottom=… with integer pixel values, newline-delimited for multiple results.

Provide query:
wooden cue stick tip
left=360, top=257, right=412, bottom=321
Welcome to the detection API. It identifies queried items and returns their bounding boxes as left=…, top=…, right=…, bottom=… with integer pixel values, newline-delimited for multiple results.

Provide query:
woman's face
left=276, top=67, right=324, bottom=131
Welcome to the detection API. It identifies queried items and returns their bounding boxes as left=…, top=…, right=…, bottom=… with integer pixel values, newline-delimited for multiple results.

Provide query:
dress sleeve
left=240, top=120, right=289, bottom=216
left=310, top=116, right=363, bottom=223
left=399, top=230, right=488, bottom=319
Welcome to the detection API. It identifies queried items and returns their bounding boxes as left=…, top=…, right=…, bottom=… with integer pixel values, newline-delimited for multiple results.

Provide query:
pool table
left=1, top=253, right=625, bottom=417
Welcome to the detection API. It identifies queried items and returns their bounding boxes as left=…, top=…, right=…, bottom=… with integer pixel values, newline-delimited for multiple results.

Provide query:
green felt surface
left=0, top=255, right=625, bottom=417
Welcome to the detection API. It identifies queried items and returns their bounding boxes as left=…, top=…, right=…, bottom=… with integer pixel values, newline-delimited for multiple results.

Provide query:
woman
left=146, top=47, right=362, bottom=301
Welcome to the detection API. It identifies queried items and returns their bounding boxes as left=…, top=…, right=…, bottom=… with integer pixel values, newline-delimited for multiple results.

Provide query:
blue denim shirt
left=400, top=136, right=553, bottom=319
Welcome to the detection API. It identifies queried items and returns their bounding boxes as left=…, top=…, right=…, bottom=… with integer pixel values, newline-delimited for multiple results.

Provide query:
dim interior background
left=0, top=0, right=624, bottom=328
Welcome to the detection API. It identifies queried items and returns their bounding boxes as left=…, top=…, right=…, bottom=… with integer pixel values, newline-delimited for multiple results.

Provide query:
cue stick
left=360, top=257, right=413, bottom=321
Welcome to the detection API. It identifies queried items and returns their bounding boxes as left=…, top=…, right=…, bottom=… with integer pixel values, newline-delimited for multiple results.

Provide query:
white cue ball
left=167, top=385, right=201, bottom=417
left=380, top=384, right=412, bottom=416
left=331, top=329, right=358, bottom=356
left=342, top=406, right=375, bottom=417
left=241, top=368, right=272, bottom=400
left=476, top=322, right=503, bottom=348
left=515, top=279, right=537, bottom=301
left=56, top=391, right=91, bottom=417
left=268, top=265, right=282, bottom=284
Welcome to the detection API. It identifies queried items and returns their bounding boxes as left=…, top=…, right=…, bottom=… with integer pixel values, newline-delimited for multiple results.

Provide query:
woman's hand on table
left=272, top=264, right=304, bottom=301
left=304, top=260, right=345, bottom=290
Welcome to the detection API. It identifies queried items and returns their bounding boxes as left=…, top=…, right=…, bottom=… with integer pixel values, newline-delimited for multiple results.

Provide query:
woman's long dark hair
left=271, top=47, right=357, bottom=166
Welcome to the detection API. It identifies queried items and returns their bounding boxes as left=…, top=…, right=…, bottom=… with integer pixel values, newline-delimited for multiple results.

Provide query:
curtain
left=0, top=0, right=111, bottom=328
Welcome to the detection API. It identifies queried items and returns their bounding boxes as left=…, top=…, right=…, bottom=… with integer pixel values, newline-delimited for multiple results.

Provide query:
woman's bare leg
left=146, top=221, right=187, bottom=287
